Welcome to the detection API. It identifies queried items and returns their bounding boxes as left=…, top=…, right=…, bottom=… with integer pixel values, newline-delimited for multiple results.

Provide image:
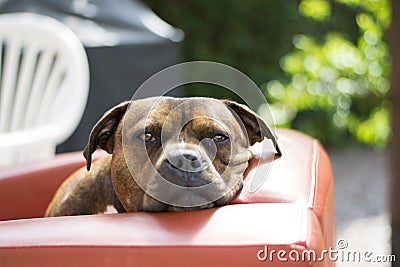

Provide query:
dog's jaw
left=139, top=178, right=244, bottom=212
left=165, top=203, right=215, bottom=212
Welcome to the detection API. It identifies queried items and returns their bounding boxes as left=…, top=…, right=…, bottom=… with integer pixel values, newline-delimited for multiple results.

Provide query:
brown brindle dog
left=45, top=97, right=281, bottom=216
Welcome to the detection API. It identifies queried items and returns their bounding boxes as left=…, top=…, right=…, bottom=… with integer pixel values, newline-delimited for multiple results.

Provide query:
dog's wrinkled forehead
left=124, top=97, right=239, bottom=130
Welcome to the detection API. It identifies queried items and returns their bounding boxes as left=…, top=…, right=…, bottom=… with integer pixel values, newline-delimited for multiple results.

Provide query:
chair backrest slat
left=37, top=53, right=66, bottom=125
left=23, top=48, right=55, bottom=128
left=11, top=44, right=40, bottom=131
left=0, top=38, right=22, bottom=132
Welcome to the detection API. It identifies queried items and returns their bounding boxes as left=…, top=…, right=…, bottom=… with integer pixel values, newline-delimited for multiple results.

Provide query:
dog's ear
left=83, top=101, right=130, bottom=170
left=222, top=100, right=281, bottom=157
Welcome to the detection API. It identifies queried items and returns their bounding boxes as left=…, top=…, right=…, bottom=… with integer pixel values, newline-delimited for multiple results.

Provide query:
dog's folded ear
left=83, top=101, right=130, bottom=170
left=222, top=100, right=282, bottom=157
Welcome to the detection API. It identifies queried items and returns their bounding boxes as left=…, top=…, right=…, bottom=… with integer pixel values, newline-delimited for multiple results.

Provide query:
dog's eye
left=212, top=133, right=229, bottom=143
left=140, top=131, right=156, bottom=142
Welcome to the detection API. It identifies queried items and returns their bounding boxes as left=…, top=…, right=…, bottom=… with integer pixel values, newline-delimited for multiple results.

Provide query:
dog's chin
left=142, top=187, right=242, bottom=213
left=140, top=179, right=243, bottom=212
left=140, top=198, right=215, bottom=212
left=141, top=194, right=216, bottom=212
left=164, top=186, right=241, bottom=211
left=165, top=202, right=215, bottom=212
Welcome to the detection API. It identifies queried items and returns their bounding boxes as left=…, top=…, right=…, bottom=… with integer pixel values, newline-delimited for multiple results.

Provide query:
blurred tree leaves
left=299, top=0, right=331, bottom=21
left=143, top=0, right=352, bottom=85
left=266, top=0, right=390, bottom=147
left=144, top=0, right=391, bottom=148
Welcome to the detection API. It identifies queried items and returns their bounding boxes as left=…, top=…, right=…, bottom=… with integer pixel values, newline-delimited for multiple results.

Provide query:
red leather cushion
left=0, top=129, right=335, bottom=267
left=0, top=150, right=106, bottom=221
left=233, top=129, right=335, bottom=250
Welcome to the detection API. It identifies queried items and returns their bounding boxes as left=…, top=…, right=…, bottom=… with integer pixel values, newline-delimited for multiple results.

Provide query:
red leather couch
left=0, top=129, right=335, bottom=267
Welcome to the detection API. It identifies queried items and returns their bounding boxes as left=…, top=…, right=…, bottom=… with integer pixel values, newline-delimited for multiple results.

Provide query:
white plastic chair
left=0, top=13, right=89, bottom=167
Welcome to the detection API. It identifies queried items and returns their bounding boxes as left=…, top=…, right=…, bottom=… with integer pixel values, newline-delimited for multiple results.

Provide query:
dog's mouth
left=143, top=198, right=219, bottom=212
left=140, top=178, right=243, bottom=212
left=165, top=202, right=215, bottom=212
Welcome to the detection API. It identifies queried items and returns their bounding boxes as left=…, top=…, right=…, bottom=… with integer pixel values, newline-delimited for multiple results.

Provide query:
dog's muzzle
left=160, top=145, right=213, bottom=187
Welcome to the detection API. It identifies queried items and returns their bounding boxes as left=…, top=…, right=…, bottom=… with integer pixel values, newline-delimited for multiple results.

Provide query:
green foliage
left=265, top=0, right=391, bottom=147
left=144, top=0, right=391, bottom=148
left=299, top=0, right=331, bottom=21
left=143, top=0, right=351, bottom=87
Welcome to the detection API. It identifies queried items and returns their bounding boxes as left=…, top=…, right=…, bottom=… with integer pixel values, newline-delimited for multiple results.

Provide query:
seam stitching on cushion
left=308, top=140, right=319, bottom=208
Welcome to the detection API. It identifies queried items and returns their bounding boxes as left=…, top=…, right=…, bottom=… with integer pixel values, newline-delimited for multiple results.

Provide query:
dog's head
left=84, top=97, right=280, bottom=212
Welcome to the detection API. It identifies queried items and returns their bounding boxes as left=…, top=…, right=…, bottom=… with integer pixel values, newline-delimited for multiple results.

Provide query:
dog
left=45, top=97, right=281, bottom=216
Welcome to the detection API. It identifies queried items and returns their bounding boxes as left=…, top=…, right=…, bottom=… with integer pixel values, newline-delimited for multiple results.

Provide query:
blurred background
left=0, top=0, right=393, bottom=265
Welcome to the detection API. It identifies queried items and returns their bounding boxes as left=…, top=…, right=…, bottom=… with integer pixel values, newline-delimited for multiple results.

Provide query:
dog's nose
left=181, top=150, right=202, bottom=169
left=161, top=147, right=211, bottom=187
left=167, top=149, right=203, bottom=172
left=168, top=149, right=203, bottom=172
left=182, top=151, right=199, bottom=161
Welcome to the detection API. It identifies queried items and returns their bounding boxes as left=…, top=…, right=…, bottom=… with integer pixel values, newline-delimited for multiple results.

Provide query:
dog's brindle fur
left=45, top=97, right=280, bottom=216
